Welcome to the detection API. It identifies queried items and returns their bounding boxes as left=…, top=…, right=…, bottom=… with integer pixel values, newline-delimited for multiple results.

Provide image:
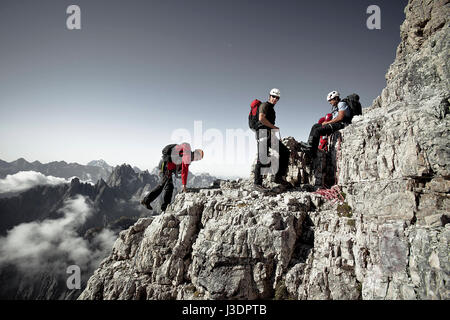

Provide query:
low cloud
left=0, top=195, right=116, bottom=283
left=0, top=171, right=69, bottom=193
left=0, top=171, right=94, bottom=194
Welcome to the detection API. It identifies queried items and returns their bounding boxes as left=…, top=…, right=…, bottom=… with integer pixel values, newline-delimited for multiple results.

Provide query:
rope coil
left=314, top=132, right=344, bottom=203
left=314, top=185, right=345, bottom=203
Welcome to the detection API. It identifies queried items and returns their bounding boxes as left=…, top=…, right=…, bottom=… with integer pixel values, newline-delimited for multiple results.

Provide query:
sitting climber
left=300, top=90, right=358, bottom=158
left=141, top=143, right=204, bottom=212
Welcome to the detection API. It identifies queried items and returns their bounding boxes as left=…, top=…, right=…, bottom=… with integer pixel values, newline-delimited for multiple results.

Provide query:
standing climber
left=300, top=91, right=352, bottom=158
left=253, top=88, right=291, bottom=192
left=141, top=143, right=204, bottom=212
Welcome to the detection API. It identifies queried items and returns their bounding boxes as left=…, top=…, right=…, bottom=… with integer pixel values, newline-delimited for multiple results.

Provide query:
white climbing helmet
left=269, top=88, right=281, bottom=98
left=327, top=90, right=340, bottom=101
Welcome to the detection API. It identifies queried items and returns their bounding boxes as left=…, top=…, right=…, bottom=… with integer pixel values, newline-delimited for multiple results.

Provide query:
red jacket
left=318, top=113, right=333, bottom=151
left=166, top=143, right=191, bottom=185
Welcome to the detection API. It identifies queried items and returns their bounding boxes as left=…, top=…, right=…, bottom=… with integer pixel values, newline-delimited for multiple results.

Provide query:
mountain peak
left=12, top=157, right=28, bottom=164
left=107, top=164, right=138, bottom=188
left=88, top=159, right=108, bottom=165
left=114, top=163, right=135, bottom=173
left=87, top=159, right=112, bottom=170
left=132, top=166, right=142, bottom=173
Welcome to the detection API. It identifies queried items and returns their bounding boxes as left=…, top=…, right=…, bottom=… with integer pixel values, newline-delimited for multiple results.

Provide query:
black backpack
left=341, top=94, right=362, bottom=121
left=161, top=144, right=178, bottom=162
left=248, top=99, right=262, bottom=131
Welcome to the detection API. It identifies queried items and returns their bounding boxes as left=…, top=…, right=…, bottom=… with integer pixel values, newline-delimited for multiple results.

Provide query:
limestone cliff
left=79, top=0, right=449, bottom=300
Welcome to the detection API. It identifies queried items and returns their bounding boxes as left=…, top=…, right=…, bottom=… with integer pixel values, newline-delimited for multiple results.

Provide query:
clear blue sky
left=0, top=0, right=408, bottom=178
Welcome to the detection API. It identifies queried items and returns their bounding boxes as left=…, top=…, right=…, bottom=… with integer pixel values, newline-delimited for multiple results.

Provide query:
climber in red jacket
left=141, top=143, right=204, bottom=212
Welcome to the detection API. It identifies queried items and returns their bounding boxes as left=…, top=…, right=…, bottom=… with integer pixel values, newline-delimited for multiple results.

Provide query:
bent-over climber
left=141, top=143, right=204, bottom=212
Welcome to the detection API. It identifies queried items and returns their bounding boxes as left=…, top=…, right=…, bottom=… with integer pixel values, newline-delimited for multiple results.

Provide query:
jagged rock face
left=107, top=164, right=159, bottom=200
left=79, top=0, right=449, bottom=300
left=371, top=0, right=449, bottom=111
left=337, top=0, right=449, bottom=234
left=79, top=173, right=449, bottom=300
left=79, top=168, right=449, bottom=301
left=314, top=0, right=450, bottom=299
left=78, top=181, right=319, bottom=300
left=289, top=206, right=449, bottom=300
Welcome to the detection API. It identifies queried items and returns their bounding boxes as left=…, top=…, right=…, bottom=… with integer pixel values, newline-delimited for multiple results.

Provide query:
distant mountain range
left=0, top=158, right=113, bottom=182
left=0, top=158, right=216, bottom=188
left=0, top=158, right=218, bottom=299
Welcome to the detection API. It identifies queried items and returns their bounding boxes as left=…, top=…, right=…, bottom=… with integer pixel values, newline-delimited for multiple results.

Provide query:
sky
left=0, top=0, right=408, bottom=178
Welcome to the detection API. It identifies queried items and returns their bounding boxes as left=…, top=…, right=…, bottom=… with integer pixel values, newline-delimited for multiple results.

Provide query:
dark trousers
left=253, top=129, right=290, bottom=185
left=308, top=122, right=346, bottom=156
left=143, top=162, right=174, bottom=211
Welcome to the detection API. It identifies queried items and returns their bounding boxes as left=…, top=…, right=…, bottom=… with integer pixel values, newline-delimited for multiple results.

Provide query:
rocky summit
left=79, top=0, right=449, bottom=300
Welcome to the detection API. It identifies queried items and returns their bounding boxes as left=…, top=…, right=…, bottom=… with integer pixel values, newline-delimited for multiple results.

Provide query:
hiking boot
left=270, top=185, right=289, bottom=193
left=253, top=183, right=269, bottom=193
left=273, top=176, right=291, bottom=187
left=140, top=199, right=153, bottom=211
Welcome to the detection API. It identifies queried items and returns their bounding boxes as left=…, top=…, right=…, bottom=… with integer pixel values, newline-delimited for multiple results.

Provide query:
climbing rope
left=314, top=185, right=345, bottom=203
left=335, top=134, right=342, bottom=185
left=314, top=134, right=344, bottom=203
